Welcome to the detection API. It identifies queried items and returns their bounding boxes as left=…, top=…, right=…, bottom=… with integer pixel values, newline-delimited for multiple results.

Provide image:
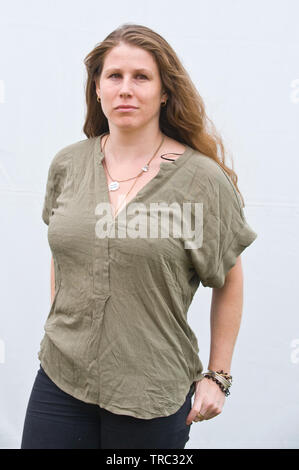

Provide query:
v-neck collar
left=93, top=132, right=194, bottom=223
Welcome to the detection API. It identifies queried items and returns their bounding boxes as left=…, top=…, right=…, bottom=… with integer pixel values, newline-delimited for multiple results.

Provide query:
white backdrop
left=0, top=0, right=298, bottom=449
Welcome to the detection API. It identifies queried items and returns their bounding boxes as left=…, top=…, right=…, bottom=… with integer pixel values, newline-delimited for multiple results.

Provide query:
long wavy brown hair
left=83, top=23, right=245, bottom=207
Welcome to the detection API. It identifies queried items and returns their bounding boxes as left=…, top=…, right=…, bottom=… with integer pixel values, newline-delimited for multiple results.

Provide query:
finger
left=202, top=410, right=222, bottom=420
left=186, top=410, right=200, bottom=426
left=193, top=416, right=204, bottom=423
left=185, top=414, right=194, bottom=426
left=186, top=408, right=205, bottom=425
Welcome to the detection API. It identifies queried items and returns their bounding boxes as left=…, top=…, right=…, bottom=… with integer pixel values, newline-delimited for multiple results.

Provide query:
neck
left=104, top=128, right=165, bottom=165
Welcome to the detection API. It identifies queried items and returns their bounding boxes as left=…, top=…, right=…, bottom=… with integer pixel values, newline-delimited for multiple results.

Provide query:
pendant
left=142, top=165, right=149, bottom=172
left=109, top=181, right=120, bottom=191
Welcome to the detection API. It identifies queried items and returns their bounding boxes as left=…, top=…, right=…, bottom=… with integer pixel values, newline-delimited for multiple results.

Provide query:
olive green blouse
left=38, top=132, right=258, bottom=419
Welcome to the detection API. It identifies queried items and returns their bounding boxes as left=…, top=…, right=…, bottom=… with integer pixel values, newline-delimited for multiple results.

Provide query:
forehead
left=102, top=44, right=158, bottom=72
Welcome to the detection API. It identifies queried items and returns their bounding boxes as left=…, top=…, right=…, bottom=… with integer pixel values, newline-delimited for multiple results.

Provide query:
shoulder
left=187, top=147, right=228, bottom=182
left=51, top=137, right=94, bottom=162
left=48, top=137, right=95, bottom=173
left=186, top=147, right=243, bottom=209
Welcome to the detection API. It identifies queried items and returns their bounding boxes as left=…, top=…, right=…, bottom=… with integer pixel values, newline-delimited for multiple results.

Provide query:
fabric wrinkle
left=38, top=133, right=258, bottom=419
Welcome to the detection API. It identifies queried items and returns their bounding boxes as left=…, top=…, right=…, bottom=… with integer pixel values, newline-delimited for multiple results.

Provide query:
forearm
left=207, top=258, right=244, bottom=374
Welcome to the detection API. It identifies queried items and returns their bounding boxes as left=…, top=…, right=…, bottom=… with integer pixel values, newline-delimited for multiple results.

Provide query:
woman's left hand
left=186, top=377, right=226, bottom=425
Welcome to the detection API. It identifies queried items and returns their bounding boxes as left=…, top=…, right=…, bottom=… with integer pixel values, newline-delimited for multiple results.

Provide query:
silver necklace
left=101, top=133, right=165, bottom=191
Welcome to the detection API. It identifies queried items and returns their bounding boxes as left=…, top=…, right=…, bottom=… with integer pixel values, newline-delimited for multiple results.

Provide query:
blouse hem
left=38, top=356, right=195, bottom=421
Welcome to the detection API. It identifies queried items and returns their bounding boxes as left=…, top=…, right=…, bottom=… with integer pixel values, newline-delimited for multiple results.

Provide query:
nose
left=118, top=76, right=133, bottom=97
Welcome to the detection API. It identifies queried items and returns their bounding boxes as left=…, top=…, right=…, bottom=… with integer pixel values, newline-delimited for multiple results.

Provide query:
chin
left=113, top=120, right=144, bottom=131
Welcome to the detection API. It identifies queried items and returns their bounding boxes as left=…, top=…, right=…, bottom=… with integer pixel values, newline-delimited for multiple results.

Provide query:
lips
left=116, top=106, right=137, bottom=109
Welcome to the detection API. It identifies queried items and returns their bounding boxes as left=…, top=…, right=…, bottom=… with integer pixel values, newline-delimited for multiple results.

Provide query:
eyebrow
left=104, top=67, right=152, bottom=75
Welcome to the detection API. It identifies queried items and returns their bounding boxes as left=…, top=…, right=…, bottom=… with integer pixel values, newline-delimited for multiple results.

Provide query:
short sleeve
left=41, top=149, right=72, bottom=225
left=188, top=161, right=258, bottom=288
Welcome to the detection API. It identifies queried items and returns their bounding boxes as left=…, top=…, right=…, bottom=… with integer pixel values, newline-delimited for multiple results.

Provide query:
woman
left=21, top=23, right=257, bottom=449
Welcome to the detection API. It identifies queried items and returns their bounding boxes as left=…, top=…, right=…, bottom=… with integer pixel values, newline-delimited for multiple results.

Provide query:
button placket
left=93, top=136, right=111, bottom=297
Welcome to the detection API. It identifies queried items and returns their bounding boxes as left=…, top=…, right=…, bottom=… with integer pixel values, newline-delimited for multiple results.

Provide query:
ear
left=162, top=90, right=168, bottom=101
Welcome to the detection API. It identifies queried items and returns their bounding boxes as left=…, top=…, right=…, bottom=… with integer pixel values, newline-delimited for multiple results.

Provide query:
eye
left=108, top=73, right=148, bottom=79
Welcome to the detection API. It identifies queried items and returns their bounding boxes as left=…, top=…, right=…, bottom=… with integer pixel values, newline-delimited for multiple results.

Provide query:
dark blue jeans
left=21, top=364, right=194, bottom=449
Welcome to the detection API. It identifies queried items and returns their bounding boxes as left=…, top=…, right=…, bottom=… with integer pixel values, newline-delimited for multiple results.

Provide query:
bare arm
left=186, top=255, right=244, bottom=424
left=51, top=256, right=55, bottom=304
left=207, top=255, right=244, bottom=374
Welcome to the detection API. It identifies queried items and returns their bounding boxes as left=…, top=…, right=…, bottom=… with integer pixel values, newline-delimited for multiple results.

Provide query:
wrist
left=202, top=369, right=233, bottom=397
left=208, top=366, right=231, bottom=374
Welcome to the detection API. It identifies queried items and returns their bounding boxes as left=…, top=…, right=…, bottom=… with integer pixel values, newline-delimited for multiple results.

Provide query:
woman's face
left=96, top=42, right=167, bottom=132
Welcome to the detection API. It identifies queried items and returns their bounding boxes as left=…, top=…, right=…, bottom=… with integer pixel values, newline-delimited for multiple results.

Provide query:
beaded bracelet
left=203, top=369, right=232, bottom=397
left=204, top=374, right=231, bottom=396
